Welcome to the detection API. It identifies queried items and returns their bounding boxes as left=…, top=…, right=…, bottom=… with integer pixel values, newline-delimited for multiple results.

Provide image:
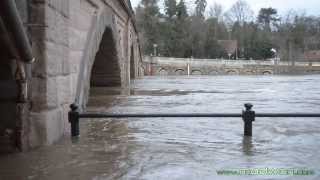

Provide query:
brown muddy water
left=1, top=75, right=320, bottom=180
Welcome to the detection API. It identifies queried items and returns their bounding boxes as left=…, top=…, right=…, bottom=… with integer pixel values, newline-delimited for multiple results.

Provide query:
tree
left=208, top=2, right=223, bottom=21
left=164, top=0, right=177, bottom=18
left=258, top=8, right=279, bottom=31
left=225, top=0, right=254, bottom=25
left=204, top=18, right=226, bottom=58
left=195, top=0, right=207, bottom=18
left=176, top=0, right=188, bottom=19
left=187, top=15, right=206, bottom=58
left=175, top=0, right=190, bottom=57
left=135, top=0, right=320, bottom=61
left=223, top=0, right=254, bottom=58
left=136, top=0, right=161, bottom=55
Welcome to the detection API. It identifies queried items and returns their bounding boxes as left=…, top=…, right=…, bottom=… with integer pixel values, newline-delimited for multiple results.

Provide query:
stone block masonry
left=28, top=0, right=72, bottom=148
left=0, top=0, right=143, bottom=151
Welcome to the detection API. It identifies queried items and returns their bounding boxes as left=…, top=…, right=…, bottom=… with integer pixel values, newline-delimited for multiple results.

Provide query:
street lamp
left=153, top=44, right=158, bottom=56
left=271, top=48, right=278, bottom=65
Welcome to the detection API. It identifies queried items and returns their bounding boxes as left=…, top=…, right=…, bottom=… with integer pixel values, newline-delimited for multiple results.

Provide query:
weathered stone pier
left=0, top=0, right=143, bottom=152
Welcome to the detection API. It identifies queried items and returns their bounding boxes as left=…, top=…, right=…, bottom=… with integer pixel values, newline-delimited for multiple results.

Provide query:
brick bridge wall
left=0, top=0, right=142, bottom=151
left=143, top=56, right=320, bottom=76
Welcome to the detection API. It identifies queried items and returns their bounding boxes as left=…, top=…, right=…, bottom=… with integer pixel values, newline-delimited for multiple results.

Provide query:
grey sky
left=130, top=0, right=320, bottom=16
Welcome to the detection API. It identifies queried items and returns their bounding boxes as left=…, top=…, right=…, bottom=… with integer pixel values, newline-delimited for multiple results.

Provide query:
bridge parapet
left=143, top=56, right=320, bottom=76
left=144, top=56, right=276, bottom=66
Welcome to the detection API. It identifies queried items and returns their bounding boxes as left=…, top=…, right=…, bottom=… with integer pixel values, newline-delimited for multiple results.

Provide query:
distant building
left=217, top=40, right=238, bottom=56
left=304, top=50, right=320, bottom=61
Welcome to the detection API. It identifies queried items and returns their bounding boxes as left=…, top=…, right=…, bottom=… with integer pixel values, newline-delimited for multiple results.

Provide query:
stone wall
left=144, top=56, right=320, bottom=76
left=0, top=0, right=143, bottom=150
left=28, top=0, right=72, bottom=147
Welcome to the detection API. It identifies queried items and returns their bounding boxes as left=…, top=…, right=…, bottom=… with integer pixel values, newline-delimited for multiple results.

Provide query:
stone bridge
left=144, top=56, right=320, bottom=76
left=0, top=0, right=142, bottom=152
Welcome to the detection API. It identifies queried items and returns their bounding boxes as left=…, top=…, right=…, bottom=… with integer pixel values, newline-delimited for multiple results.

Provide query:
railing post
left=242, top=103, right=255, bottom=136
left=68, top=103, right=80, bottom=137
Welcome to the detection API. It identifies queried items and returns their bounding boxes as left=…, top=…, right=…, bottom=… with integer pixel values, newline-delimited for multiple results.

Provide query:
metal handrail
left=79, top=113, right=242, bottom=118
left=78, top=113, right=320, bottom=118
left=68, top=103, right=320, bottom=138
left=256, top=113, right=320, bottom=117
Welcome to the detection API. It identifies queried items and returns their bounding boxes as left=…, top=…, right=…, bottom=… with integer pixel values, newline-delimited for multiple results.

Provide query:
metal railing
left=68, top=103, right=320, bottom=137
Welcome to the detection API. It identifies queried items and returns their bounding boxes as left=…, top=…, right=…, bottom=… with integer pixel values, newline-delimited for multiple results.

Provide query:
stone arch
left=191, top=70, right=202, bottom=75
left=226, top=70, right=238, bottom=75
left=262, top=70, right=273, bottom=75
left=90, top=27, right=121, bottom=87
left=175, top=69, right=186, bottom=75
left=75, top=9, right=123, bottom=108
left=158, top=68, right=168, bottom=76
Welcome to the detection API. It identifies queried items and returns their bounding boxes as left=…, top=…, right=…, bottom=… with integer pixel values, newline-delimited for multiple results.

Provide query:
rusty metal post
left=242, top=103, right=255, bottom=136
left=69, top=103, right=79, bottom=137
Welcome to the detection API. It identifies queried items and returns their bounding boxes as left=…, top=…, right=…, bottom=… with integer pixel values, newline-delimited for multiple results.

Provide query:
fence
left=68, top=103, right=320, bottom=137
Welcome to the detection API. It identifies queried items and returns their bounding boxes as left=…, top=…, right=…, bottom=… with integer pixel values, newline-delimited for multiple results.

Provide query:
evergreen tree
left=176, top=0, right=188, bottom=19
left=162, top=0, right=177, bottom=56
left=204, top=18, right=226, bottom=58
left=164, top=0, right=177, bottom=18
left=136, top=0, right=161, bottom=55
left=175, top=0, right=189, bottom=57
left=258, top=8, right=279, bottom=31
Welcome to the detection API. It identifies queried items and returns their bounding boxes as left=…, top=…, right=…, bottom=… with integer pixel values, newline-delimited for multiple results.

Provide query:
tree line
left=135, top=0, right=320, bottom=60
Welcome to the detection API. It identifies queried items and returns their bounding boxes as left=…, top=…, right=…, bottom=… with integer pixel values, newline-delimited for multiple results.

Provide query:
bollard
left=68, top=103, right=80, bottom=137
left=242, top=103, right=255, bottom=136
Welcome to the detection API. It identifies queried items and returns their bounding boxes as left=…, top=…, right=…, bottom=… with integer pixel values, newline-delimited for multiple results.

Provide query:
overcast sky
left=130, top=0, right=320, bottom=16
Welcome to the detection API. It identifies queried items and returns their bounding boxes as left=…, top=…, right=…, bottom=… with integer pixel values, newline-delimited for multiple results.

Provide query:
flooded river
left=1, top=75, right=320, bottom=180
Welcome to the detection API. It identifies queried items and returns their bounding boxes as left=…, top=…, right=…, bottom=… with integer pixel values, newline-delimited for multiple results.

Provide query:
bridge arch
left=75, top=8, right=123, bottom=108
left=226, top=70, right=238, bottom=75
left=191, top=70, right=202, bottom=75
left=262, top=70, right=273, bottom=75
left=158, top=68, right=168, bottom=76
left=175, top=69, right=186, bottom=75
left=90, top=27, right=121, bottom=87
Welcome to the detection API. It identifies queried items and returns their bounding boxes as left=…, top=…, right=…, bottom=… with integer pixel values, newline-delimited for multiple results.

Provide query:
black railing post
left=68, top=103, right=80, bottom=137
left=242, top=103, right=255, bottom=136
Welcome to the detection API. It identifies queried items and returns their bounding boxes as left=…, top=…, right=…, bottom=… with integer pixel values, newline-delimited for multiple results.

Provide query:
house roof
left=304, top=50, right=320, bottom=61
left=218, top=40, right=238, bottom=54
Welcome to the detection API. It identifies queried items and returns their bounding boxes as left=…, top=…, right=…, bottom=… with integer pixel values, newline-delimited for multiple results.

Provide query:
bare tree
left=208, top=2, right=223, bottom=21
left=224, top=0, right=254, bottom=25
left=195, top=0, right=207, bottom=18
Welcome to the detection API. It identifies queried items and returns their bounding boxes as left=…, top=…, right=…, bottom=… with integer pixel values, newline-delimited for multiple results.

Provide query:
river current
left=1, top=75, right=320, bottom=180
